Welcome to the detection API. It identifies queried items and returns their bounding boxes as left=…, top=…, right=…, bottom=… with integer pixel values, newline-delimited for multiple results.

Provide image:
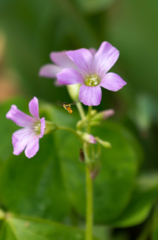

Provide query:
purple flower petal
left=12, top=128, right=35, bottom=155
left=25, top=136, right=39, bottom=158
left=89, top=48, right=96, bottom=56
left=50, top=51, right=77, bottom=69
left=6, top=105, right=36, bottom=128
left=39, top=64, right=62, bottom=78
left=93, top=41, right=119, bottom=77
left=40, top=117, right=45, bottom=138
left=29, top=97, right=39, bottom=119
left=54, top=79, right=64, bottom=86
left=57, top=68, right=84, bottom=85
left=79, top=85, right=102, bottom=106
left=100, top=72, right=127, bottom=91
left=66, top=49, right=93, bottom=76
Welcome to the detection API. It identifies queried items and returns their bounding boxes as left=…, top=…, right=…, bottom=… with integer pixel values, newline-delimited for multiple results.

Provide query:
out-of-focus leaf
left=110, top=174, right=158, bottom=227
left=0, top=215, right=99, bottom=240
left=54, top=118, right=141, bottom=223
left=75, top=0, right=115, bottom=14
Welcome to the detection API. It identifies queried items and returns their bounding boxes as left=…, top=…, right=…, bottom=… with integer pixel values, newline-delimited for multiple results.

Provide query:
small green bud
left=76, top=109, right=98, bottom=129
left=44, top=121, right=57, bottom=134
left=76, top=131, right=96, bottom=144
left=90, top=109, right=97, bottom=117
left=95, top=137, right=112, bottom=148
left=92, top=109, right=115, bottom=122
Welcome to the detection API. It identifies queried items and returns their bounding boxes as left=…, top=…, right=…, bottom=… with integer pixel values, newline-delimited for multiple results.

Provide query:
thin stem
left=57, top=126, right=80, bottom=139
left=85, top=166, right=93, bottom=240
left=76, top=102, right=86, bottom=120
left=85, top=106, right=93, bottom=240
left=87, top=106, right=92, bottom=134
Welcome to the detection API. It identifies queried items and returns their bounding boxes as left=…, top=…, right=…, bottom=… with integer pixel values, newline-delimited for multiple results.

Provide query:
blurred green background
left=0, top=0, right=158, bottom=239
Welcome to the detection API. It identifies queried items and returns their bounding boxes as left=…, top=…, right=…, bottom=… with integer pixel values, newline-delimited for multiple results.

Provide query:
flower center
left=34, top=122, right=41, bottom=134
left=85, top=74, right=100, bottom=86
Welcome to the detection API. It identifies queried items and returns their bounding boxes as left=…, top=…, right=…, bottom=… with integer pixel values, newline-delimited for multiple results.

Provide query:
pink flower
left=39, top=51, right=78, bottom=86
left=6, top=97, right=45, bottom=158
left=39, top=49, right=96, bottom=86
left=57, top=41, right=127, bottom=106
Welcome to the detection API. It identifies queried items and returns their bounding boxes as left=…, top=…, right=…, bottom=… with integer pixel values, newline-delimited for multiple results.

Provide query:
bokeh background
left=0, top=0, right=158, bottom=240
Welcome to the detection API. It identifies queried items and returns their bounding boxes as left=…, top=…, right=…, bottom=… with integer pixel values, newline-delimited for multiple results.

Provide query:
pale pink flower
left=6, top=97, right=45, bottom=158
left=57, top=41, right=127, bottom=106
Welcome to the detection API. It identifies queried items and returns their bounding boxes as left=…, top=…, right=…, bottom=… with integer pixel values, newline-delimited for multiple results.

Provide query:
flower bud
left=76, top=119, right=87, bottom=129
left=76, top=131, right=96, bottom=144
left=90, top=109, right=97, bottom=117
left=95, top=137, right=112, bottom=148
left=44, top=121, right=57, bottom=134
left=67, top=84, right=80, bottom=101
left=92, top=109, right=115, bottom=122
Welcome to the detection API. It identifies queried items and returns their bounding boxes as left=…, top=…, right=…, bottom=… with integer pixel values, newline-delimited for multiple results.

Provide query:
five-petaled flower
left=57, top=41, right=127, bottom=106
left=6, top=97, right=45, bottom=158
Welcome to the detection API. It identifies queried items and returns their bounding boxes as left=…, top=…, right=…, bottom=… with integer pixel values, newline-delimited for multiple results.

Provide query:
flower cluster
left=6, top=41, right=126, bottom=159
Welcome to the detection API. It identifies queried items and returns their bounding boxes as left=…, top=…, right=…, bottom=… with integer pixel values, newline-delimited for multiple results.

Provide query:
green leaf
left=0, top=215, right=99, bottom=240
left=110, top=174, right=158, bottom=227
left=0, top=98, right=141, bottom=224
left=55, top=119, right=140, bottom=223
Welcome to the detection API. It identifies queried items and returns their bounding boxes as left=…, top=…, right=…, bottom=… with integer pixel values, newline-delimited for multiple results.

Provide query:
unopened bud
left=44, top=121, right=57, bottom=134
left=76, top=119, right=87, bottom=129
left=77, top=110, right=98, bottom=129
left=76, top=131, right=96, bottom=144
left=95, top=137, right=112, bottom=148
left=90, top=109, right=97, bottom=117
left=67, top=84, right=80, bottom=101
left=92, top=109, right=115, bottom=122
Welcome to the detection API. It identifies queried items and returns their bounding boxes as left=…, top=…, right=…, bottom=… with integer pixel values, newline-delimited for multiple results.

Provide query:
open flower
left=57, top=41, right=127, bottom=106
left=6, top=97, right=45, bottom=158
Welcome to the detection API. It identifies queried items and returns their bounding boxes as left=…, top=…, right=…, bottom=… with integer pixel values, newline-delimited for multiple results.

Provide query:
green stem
left=76, top=102, right=86, bottom=120
left=85, top=106, right=93, bottom=240
left=85, top=166, right=93, bottom=240
left=57, top=126, right=80, bottom=139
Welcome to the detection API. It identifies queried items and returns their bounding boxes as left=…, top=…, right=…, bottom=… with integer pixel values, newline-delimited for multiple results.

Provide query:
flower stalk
left=85, top=106, right=93, bottom=240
